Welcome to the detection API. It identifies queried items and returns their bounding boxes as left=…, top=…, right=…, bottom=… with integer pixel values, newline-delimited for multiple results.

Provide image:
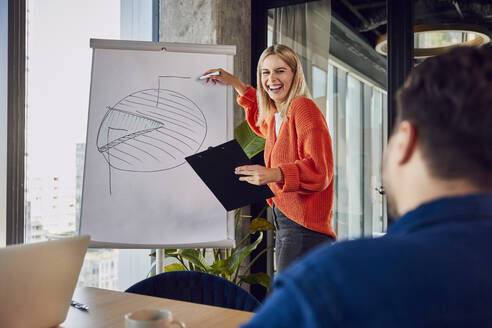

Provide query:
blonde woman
left=203, top=44, right=336, bottom=271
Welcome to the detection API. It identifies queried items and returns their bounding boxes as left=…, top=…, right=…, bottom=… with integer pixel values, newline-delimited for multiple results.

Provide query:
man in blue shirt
left=242, top=45, right=492, bottom=327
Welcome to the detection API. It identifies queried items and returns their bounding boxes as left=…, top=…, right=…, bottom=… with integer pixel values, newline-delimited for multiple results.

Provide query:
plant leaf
left=234, top=121, right=265, bottom=159
left=164, top=263, right=187, bottom=272
left=211, top=259, right=227, bottom=271
left=250, top=218, right=275, bottom=233
left=225, top=232, right=263, bottom=275
left=177, top=249, right=212, bottom=272
left=239, top=273, right=271, bottom=288
left=164, top=249, right=177, bottom=255
left=210, top=259, right=231, bottom=279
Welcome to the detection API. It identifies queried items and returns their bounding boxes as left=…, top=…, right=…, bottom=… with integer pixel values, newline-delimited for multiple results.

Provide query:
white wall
left=0, top=0, right=8, bottom=247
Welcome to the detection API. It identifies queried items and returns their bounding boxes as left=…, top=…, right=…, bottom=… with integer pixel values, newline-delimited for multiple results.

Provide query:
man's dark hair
left=396, top=44, right=492, bottom=188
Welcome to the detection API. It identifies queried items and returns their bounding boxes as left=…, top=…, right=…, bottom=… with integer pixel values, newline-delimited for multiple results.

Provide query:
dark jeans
left=273, top=205, right=335, bottom=272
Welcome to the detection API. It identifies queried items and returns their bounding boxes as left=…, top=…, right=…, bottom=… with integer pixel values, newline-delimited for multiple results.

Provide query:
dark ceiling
left=331, top=0, right=492, bottom=47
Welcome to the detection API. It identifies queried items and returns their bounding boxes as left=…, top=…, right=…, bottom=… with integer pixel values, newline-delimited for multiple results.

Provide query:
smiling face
left=260, top=54, right=295, bottom=108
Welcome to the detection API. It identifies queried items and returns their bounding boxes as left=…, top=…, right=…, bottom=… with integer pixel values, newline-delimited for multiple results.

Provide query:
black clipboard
left=185, top=139, right=275, bottom=211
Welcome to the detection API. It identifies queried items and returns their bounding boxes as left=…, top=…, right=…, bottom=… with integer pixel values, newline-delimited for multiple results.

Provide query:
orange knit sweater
left=237, top=86, right=336, bottom=239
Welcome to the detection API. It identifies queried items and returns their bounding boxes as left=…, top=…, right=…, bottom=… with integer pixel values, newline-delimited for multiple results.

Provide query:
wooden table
left=59, top=287, right=253, bottom=328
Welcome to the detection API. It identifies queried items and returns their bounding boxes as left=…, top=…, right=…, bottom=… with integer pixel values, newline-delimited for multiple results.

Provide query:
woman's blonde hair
left=256, top=44, right=311, bottom=126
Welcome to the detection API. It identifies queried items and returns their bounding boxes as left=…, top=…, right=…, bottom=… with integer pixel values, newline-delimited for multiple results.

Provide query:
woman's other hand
left=202, top=68, right=248, bottom=96
left=235, top=165, right=283, bottom=185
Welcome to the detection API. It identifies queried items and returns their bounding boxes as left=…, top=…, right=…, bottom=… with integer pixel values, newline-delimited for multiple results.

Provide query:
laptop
left=0, top=235, right=90, bottom=328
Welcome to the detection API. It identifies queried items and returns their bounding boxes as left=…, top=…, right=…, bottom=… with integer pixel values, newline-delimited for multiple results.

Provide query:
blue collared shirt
left=243, top=194, right=492, bottom=328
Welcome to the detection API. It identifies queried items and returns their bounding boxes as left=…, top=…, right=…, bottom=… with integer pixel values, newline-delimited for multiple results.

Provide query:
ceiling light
left=375, top=24, right=491, bottom=58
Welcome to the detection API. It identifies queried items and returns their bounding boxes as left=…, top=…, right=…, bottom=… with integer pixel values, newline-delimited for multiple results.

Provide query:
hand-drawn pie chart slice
left=97, top=89, right=207, bottom=172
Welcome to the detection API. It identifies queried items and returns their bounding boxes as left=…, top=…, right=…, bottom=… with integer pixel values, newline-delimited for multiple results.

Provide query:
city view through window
left=25, top=0, right=151, bottom=291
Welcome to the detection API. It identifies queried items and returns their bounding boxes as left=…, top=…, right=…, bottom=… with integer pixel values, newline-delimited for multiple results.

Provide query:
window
left=312, top=66, right=327, bottom=99
left=25, top=0, right=154, bottom=291
left=326, top=61, right=387, bottom=239
left=266, top=1, right=387, bottom=240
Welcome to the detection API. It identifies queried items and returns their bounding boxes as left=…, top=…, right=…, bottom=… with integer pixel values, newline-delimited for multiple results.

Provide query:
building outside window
left=24, top=0, right=154, bottom=291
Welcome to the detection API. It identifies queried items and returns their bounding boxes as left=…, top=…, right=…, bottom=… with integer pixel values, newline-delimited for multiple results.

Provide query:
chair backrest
left=125, top=271, right=261, bottom=312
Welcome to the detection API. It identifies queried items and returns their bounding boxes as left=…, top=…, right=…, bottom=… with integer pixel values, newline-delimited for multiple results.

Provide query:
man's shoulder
left=282, top=237, right=398, bottom=287
left=272, top=238, right=400, bottom=326
left=290, top=219, right=492, bottom=279
left=268, top=205, right=492, bottom=327
left=308, top=236, right=397, bottom=263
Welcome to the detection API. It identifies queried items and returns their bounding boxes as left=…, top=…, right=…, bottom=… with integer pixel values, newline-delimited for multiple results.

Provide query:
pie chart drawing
left=97, top=88, right=207, bottom=173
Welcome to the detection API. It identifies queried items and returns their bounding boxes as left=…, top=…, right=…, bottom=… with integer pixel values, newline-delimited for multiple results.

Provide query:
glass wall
left=24, top=0, right=153, bottom=291
left=326, top=62, right=387, bottom=239
left=268, top=1, right=387, bottom=240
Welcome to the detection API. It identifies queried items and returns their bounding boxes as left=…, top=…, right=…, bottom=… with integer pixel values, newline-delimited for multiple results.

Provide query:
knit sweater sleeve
left=236, top=86, right=268, bottom=138
left=277, top=98, right=334, bottom=194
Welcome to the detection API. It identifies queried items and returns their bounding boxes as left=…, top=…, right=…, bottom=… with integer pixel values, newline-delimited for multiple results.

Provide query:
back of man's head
left=396, top=45, right=492, bottom=188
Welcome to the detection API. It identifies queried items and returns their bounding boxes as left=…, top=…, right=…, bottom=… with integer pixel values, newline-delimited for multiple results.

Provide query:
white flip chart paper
left=80, top=39, right=236, bottom=248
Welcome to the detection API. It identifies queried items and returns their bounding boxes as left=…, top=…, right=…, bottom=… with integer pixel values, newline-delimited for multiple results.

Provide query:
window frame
left=6, top=0, right=26, bottom=245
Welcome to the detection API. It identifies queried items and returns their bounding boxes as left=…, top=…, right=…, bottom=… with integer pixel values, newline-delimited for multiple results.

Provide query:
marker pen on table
left=71, top=300, right=89, bottom=312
